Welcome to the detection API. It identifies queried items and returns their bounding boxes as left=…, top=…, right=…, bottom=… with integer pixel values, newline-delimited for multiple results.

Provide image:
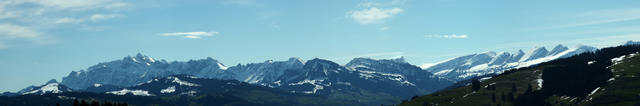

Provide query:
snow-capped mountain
left=345, top=57, right=452, bottom=91
left=60, top=53, right=450, bottom=98
left=423, top=44, right=598, bottom=81
left=20, top=79, right=73, bottom=95
left=62, top=53, right=233, bottom=90
left=624, top=41, right=640, bottom=45
left=270, top=58, right=451, bottom=98
left=230, top=57, right=305, bottom=84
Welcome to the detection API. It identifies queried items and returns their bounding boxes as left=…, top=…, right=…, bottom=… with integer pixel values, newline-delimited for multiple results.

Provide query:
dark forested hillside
left=0, top=75, right=368, bottom=106
left=400, top=44, right=640, bottom=106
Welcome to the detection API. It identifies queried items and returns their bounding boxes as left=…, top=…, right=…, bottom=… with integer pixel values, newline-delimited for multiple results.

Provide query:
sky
left=1, top=0, right=640, bottom=92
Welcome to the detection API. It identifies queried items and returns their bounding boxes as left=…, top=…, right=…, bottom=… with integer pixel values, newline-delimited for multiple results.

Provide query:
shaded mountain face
left=345, top=57, right=453, bottom=91
left=61, top=53, right=302, bottom=90
left=230, top=57, right=305, bottom=84
left=423, top=44, right=598, bottom=81
left=1, top=75, right=371, bottom=106
left=104, top=75, right=286, bottom=97
left=61, top=53, right=231, bottom=90
left=269, top=58, right=452, bottom=99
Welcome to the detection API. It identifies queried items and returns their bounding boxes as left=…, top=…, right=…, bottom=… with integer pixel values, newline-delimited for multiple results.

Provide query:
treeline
left=71, top=99, right=128, bottom=106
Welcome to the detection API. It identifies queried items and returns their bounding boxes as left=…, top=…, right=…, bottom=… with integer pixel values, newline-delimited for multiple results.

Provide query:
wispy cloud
left=0, top=0, right=129, bottom=49
left=424, top=34, right=469, bottom=39
left=222, top=0, right=259, bottom=6
left=160, top=32, right=220, bottom=39
left=90, top=14, right=121, bottom=21
left=379, top=26, right=390, bottom=31
left=53, top=17, right=81, bottom=24
left=0, top=23, right=45, bottom=49
left=529, top=8, right=640, bottom=30
left=486, top=34, right=640, bottom=52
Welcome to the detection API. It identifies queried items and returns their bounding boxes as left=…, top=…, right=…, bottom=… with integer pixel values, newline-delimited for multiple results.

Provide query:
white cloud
left=90, top=14, right=120, bottom=21
left=425, top=34, right=469, bottom=39
left=379, top=26, right=390, bottom=31
left=160, top=32, right=220, bottom=39
left=348, top=7, right=403, bottom=25
left=347, top=0, right=406, bottom=25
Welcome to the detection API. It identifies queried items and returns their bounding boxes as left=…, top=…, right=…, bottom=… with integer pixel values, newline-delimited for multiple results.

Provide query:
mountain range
left=422, top=44, right=597, bottom=81
left=5, top=42, right=636, bottom=106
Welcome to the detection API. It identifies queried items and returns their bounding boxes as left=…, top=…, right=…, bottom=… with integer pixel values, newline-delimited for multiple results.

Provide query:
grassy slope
left=583, top=53, right=640, bottom=105
left=400, top=52, right=640, bottom=106
left=399, top=66, right=548, bottom=106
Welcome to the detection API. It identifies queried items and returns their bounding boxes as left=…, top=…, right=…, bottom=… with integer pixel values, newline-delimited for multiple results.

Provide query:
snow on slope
left=22, top=83, right=70, bottom=95
left=107, top=89, right=154, bottom=96
left=424, top=45, right=597, bottom=81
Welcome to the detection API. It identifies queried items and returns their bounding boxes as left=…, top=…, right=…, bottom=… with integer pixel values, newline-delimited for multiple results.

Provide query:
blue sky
left=1, top=0, right=640, bottom=92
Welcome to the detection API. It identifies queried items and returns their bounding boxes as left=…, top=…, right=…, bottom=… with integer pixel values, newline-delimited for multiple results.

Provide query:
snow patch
left=180, top=90, right=197, bottom=96
left=479, top=77, right=492, bottom=82
left=273, top=80, right=281, bottom=86
left=587, top=61, right=595, bottom=65
left=337, top=81, right=352, bottom=86
left=107, top=89, right=154, bottom=96
left=420, top=63, right=436, bottom=69
left=169, top=77, right=200, bottom=86
left=611, top=55, right=627, bottom=65
left=588, top=87, right=600, bottom=97
left=160, top=86, right=176, bottom=93
left=536, top=78, right=543, bottom=90
left=467, top=64, right=490, bottom=72
left=93, top=83, right=102, bottom=87
left=433, top=69, right=453, bottom=76
left=23, top=83, right=67, bottom=95
left=288, top=79, right=325, bottom=94
left=217, top=63, right=228, bottom=70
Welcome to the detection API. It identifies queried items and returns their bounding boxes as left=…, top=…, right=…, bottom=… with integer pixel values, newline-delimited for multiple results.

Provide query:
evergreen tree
left=80, top=100, right=89, bottom=106
left=511, top=83, right=517, bottom=92
left=103, top=101, right=113, bottom=106
left=501, top=92, right=506, bottom=102
left=73, top=99, right=79, bottom=106
left=492, top=93, right=496, bottom=102
left=91, top=101, right=99, bottom=106
left=526, top=84, right=533, bottom=93
left=471, top=79, right=481, bottom=92
left=508, top=92, right=515, bottom=101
